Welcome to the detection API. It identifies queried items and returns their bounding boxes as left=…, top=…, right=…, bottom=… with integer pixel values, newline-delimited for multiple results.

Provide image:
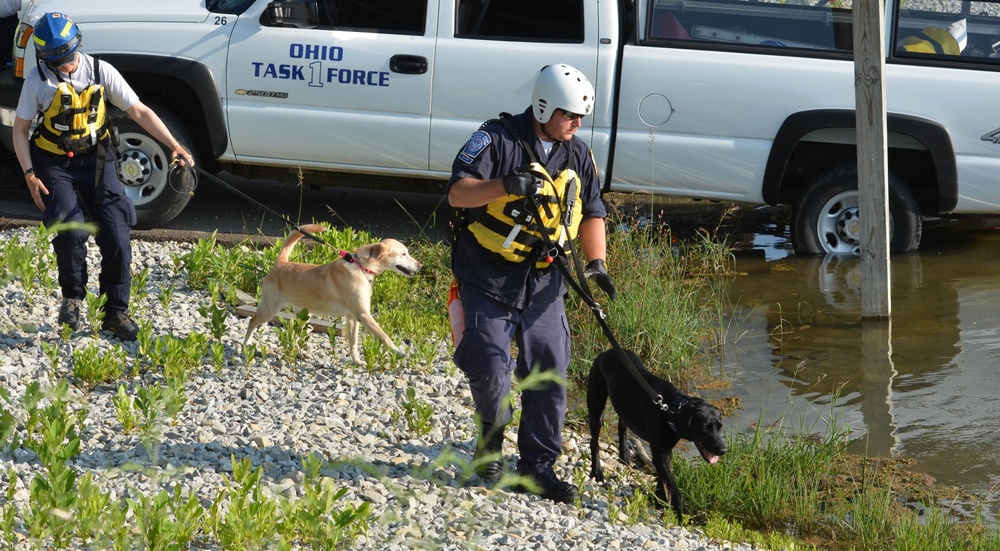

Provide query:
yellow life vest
left=468, top=161, right=584, bottom=268
left=33, top=73, right=110, bottom=156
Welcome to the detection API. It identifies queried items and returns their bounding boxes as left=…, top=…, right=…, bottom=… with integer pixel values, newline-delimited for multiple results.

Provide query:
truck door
left=429, top=0, right=613, bottom=174
left=227, top=0, right=436, bottom=172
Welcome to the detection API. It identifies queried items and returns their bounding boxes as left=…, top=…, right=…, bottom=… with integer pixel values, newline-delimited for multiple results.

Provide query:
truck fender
left=762, top=109, right=957, bottom=213
left=95, top=54, right=227, bottom=159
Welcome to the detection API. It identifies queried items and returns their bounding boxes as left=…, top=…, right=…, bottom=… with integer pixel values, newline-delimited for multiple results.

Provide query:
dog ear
left=358, top=242, right=387, bottom=261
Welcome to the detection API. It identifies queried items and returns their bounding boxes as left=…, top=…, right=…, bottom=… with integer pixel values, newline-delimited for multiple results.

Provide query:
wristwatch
left=23, top=168, right=34, bottom=177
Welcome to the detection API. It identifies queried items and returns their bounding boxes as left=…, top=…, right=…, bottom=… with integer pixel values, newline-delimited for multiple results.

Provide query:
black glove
left=584, top=259, right=617, bottom=301
left=501, top=166, right=541, bottom=196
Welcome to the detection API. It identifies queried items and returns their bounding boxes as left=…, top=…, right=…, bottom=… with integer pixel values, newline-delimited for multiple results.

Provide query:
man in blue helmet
left=11, top=12, right=193, bottom=340
left=447, top=64, right=616, bottom=503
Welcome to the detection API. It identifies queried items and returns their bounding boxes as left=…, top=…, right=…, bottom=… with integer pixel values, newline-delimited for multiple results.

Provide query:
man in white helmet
left=447, top=64, right=615, bottom=503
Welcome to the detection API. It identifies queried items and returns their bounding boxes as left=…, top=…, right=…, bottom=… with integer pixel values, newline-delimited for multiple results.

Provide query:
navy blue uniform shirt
left=448, top=108, right=607, bottom=309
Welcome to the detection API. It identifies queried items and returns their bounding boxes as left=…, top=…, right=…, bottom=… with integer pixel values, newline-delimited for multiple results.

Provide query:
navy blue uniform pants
left=35, top=147, right=136, bottom=314
left=453, top=284, right=571, bottom=475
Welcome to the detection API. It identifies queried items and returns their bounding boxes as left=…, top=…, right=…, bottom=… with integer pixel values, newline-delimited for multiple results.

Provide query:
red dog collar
left=339, top=250, right=374, bottom=275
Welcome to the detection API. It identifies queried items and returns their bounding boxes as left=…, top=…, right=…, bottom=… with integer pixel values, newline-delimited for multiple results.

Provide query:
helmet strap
left=536, top=117, right=559, bottom=143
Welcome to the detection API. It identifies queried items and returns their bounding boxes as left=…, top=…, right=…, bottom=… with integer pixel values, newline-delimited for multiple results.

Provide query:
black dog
left=588, top=349, right=727, bottom=515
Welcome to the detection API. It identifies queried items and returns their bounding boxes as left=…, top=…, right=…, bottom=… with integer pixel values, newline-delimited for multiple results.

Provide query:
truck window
left=456, top=0, right=584, bottom=42
left=319, top=0, right=427, bottom=34
left=895, top=0, right=1000, bottom=63
left=645, top=0, right=854, bottom=52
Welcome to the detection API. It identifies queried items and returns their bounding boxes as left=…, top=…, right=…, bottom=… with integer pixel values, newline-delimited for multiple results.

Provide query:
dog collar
left=339, top=250, right=375, bottom=276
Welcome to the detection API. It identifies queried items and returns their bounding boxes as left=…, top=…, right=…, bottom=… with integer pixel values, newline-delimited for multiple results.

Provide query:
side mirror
left=261, top=0, right=319, bottom=29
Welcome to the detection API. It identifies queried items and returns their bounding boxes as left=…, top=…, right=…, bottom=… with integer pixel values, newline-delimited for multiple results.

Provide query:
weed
left=74, top=472, right=117, bottom=549
left=401, top=387, right=434, bottom=437
left=199, top=301, right=229, bottom=339
left=360, top=333, right=385, bottom=369
left=145, top=332, right=208, bottom=382
left=209, top=340, right=226, bottom=371
left=157, top=283, right=175, bottom=311
left=277, top=308, right=311, bottom=361
left=21, top=381, right=87, bottom=547
left=131, top=266, right=151, bottom=305
left=41, top=340, right=61, bottom=371
left=5, top=223, right=63, bottom=300
left=277, top=454, right=372, bottom=547
left=162, top=377, right=189, bottom=421
left=128, top=485, right=204, bottom=551
left=84, top=290, right=108, bottom=333
left=209, top=455, right=281, bottom=549
left=71, top=342, right=127, bottom=389
left=113, top=384, right=141, bottom=434
left=242, top=341, right=260, bottom=366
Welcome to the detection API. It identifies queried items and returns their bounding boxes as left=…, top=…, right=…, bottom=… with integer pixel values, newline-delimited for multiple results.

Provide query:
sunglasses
left=559, top=109, right=585, bottom=121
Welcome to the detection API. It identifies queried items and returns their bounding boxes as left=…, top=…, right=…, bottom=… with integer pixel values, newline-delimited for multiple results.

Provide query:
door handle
left=390, top=55, right=428, bottom=74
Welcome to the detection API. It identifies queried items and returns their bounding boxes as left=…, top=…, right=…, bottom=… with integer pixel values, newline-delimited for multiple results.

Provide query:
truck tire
left=111, top=106, right=198, bottom=230
left=792, top=163, right=921, bottom=254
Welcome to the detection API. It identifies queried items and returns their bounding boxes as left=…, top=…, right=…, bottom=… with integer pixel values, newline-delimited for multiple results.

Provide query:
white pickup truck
left=2, top=0, right=1000, bottom=254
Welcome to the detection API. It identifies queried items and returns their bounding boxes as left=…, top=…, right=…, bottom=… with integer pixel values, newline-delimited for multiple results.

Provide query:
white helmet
left=531, top=64, right=595, bottom=124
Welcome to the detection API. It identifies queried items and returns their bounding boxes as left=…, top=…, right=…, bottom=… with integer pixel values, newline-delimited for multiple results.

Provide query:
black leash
left=186, top=163, right=328, bottom=247
left=527, top=193, right=679, bottom=414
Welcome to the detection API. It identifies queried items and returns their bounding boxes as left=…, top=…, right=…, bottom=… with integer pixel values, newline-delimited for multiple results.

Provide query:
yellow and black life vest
left=33, top=58, right=110, bottom=156
left=468, top=159, right=584, bottom=269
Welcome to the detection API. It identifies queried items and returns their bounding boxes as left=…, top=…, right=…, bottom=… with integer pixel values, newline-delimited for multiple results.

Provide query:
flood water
left=714, top=213, right=1000, bottom=512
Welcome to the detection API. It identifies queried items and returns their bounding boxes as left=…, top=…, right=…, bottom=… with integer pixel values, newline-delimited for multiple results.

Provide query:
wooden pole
left=854, top=0, right=891, bottom=319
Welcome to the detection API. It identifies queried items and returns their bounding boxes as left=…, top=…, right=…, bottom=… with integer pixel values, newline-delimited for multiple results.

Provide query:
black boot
left=58, top=297, right=82, bottom=330
left=511, top=468, right=578, bottom=504
left=473, top=422, right=505, bottom=479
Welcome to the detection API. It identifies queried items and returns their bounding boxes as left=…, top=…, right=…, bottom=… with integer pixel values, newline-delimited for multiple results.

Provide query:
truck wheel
left=111, top=106, right=198, bottom=229
left=791, top=163, right=921, bottom=254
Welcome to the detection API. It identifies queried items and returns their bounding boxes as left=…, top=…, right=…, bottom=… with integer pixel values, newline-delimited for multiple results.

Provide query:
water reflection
left=717, top=223, right=1000, bottom=501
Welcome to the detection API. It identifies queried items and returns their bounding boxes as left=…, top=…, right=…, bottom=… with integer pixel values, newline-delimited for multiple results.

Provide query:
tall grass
left=567, top=210, right=735, bottom=390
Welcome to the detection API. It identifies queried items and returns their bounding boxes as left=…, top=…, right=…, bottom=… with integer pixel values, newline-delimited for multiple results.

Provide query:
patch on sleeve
left=458, top=131, right=491, bottom=164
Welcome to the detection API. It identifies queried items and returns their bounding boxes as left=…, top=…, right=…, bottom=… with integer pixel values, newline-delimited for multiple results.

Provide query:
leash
left=527, top=192, right=681, bottom=414
left=183, top=162, right=329, bottom=247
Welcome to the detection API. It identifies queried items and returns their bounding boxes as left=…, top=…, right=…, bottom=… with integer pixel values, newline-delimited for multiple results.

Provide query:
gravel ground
left=0, top=227, right=766, bottom=550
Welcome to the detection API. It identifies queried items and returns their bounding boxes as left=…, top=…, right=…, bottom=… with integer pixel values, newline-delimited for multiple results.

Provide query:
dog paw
left=393, top=341, right=413, bottom=357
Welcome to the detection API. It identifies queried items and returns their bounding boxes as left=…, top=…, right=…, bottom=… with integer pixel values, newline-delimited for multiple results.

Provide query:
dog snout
left=714, top=439, right=728, bottom=456
left=396, top=261, right=421, bottom=276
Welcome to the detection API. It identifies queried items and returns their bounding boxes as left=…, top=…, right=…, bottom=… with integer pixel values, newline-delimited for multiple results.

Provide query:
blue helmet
left=33, top=12, right=82, bottom=64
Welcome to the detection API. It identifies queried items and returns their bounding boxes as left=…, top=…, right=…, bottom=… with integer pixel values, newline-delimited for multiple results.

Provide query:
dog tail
left=277, top=223, right=327, bottom=262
